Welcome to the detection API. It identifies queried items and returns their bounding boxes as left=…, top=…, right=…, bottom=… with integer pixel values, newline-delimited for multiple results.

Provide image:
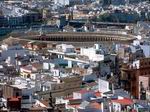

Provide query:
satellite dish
left=136, top=35, right=142, bottom=40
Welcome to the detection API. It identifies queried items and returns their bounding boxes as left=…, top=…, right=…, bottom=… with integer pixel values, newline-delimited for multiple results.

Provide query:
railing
left=9, top=30, right=136, bottom=43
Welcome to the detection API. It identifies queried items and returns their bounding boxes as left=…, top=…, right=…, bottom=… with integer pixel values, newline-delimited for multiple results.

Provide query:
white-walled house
left=43, top=58, right=69, bottom=70
left=98, top=78, right=110, bottom=93
left=54, top=0, right=69, bottom=5
left=56, top=44, right=75, bottom=53
left=73, top=90, right=94, bottom=100
left=80, top=44, right=105, bottom=62
left=0, top=44, right=29, bottom=65
left=9, top=77, right=40, bottom=107
left=111, top=97, right=133, bottom=112
left=20, top=63, right=42, bottom=78
left=132, top=40, right=150, bottom=58
left=54, top=0, right=91, bottom=6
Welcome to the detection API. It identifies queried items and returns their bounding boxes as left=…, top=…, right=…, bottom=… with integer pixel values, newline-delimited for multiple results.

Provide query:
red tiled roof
left=68, top=104, right=80, bottom=108
left=9, top=98, right=19, bottom=101
left=131, top=109, right=137, bottom=112
left=21, top=65, right=32, bottom=71
left=89, top=102, right=101, bottom=109
left=21, top=63, right=41, bottom=71
left=111, top=98, right=133, bottom=105
left=31, top=63, right=42, bottom=69
left=40, top=100, right=49, bottom=107
left=8, top=97, right=21, bottom=101
left=75, top=89, right=93, bottom=94
left=85, top=82, right=97, bottom=87
left=64, top=96, right=73, bottom=100
left=94, top=91, right=101, bottom=97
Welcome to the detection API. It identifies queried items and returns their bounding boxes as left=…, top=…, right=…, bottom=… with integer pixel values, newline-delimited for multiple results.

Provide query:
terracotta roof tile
left=89, top=102, right=101, bottom=109
left=68, top=104, right=80, bottom=108
left=40, top=100, right=49, bottom=107
left=75, top=89, right=93, bottom=94
left=111, top=98, right=133, bottom=105
left=8, top=97, right=21, bottom=101
left=94, top=91, right=101, bottom=97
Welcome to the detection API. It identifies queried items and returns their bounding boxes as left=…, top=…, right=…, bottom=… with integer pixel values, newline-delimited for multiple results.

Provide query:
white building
left=133, top=40, right=150, bottom=58
left=43, top=58, right=69, bottom=70
left=20, top=63, right=42, bottom=78
left=0, top=44, right=29, bottom=65
left=48, top=44, right=76, bottom=60
left=9, top=77, right=40, bottom=108
left=54, top=0, right=88, bottom=6
left=80, top=44, right=105, bottom=62
left=54, top=0, right=69, bottom=6
left=56, top=44, right=75, bottom=53
left=98, top=78, right=110, bottom=93
left=73, top=90, right=94, bottom=100
left=111, top=97, right=133, bottom=112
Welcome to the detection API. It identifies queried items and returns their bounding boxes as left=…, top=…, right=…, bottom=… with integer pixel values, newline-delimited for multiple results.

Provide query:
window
left=140, top=62, right=143, bottom=66
left=16, top=92, right=19, bottom=97
left=27, top=74, right=30, bottom=78
left=22, top=95, right=29, bottom=99
left=113, top=105, right=116, bottom=108
left=96, top=50, right=101, bottom=54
